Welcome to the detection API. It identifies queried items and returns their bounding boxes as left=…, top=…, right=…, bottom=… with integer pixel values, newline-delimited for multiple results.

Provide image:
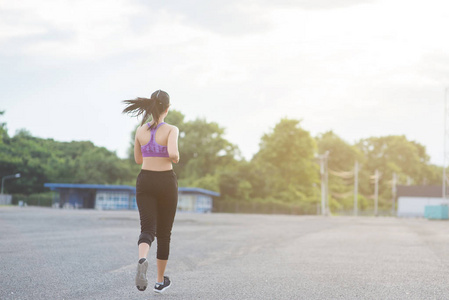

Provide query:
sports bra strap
left=147, top=122, right=166, bottom=131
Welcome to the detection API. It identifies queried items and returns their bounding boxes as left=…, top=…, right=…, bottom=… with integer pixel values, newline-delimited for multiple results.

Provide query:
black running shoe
left=153, top=276, right=171, bottom=293
left=135, top=258, right=148, bottom=291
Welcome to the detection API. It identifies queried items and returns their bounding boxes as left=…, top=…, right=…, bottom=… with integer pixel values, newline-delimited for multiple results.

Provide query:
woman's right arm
left=134, top=130, right=143, bottom=165
left=167, top=126, right=180, bottom=164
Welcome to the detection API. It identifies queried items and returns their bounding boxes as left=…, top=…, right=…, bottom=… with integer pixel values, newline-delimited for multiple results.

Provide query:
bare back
left=134, top=122, right=179, bottom=171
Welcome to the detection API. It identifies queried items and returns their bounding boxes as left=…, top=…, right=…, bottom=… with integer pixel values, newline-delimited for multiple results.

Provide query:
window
left=95, top=191, right=130, bottom=210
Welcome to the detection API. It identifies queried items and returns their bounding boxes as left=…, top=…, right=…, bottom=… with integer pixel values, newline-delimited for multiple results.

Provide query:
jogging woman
left=122, top=89, right=180, bottom=293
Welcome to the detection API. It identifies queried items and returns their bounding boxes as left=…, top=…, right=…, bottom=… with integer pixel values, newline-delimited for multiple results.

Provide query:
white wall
left=178, top=194, right=213, bottom=213
left=178, top=194, right=195, bottom=211
left=397, top=197, right=449, bottom=217
left=0, top=194, right=12, bottom=205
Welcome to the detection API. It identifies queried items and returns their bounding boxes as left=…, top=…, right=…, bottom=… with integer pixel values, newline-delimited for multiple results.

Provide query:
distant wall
left=397, top=197, right=449, bottom=217
left=178, top=193, right=213, bottom=213
left=0, top=194, right=12, bottom=205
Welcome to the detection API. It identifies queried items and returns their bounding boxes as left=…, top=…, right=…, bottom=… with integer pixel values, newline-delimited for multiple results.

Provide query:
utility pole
left=320, top=155, right=325, bottom=215
left=319, top=151, right=330, bottom=216
left=325, top=152, right=330, bottom=216
left=444, top=87, right=448, bottom=198
left=374, top=169, right=379, bottom=217
left=392, top=172, right=397, bottom=215
left=353, top=161, right=359, bottom=216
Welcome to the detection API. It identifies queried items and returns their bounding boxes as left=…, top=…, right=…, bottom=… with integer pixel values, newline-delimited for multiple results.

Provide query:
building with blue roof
left=44, top=183, right=219, bottom=213
left=177, top=187, right=219, bottom=213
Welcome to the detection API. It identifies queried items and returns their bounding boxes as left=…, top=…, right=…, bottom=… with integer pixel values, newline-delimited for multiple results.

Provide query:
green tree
left=355, top=135, right=432, bottom=210
left=422, top=164, right=442, bottom=185
left=218, top=163, right=253, bottom=201
left=251, top=118, right=319, bottom=204
left=73, top=147, right=134, bottom=184
left=0, top=110, right=7, bottom=144
left=179, top=118, right=239, bottom=181
left=2, top=129, right=51, bottom=194
left=0, top=115, right=135, bottom=194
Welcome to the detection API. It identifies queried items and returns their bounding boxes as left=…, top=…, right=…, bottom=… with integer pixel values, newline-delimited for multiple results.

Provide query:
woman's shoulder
left=163, top=123, right=179, bottom=132
left=136, top=123, right=149, bottom=132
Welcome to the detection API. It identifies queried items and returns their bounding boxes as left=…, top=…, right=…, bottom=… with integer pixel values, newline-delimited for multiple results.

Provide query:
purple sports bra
left=141, top=122, right=170, bottom=158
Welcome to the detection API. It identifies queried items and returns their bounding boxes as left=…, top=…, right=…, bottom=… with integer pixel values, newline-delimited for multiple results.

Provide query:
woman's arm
left=134, top=131, right=143, bottom=165
left=167, top=126, right=180, bottom=164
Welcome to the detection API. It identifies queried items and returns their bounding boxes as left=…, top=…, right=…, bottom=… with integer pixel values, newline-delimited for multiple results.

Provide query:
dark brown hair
left=122, top=90, right=170, bottom=130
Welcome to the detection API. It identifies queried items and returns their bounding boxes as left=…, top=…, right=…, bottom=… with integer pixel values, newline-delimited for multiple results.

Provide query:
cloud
left=1, top=0, right=449, bottom=166
left=133, top=0, right=273, bottom=36
left=0, top=0, right=181, bottom=59
left=418, top=52, right=449, bottom=86
left=0, top=0, right=273, bottom=62
left=259, top=0, right=376, bottom=10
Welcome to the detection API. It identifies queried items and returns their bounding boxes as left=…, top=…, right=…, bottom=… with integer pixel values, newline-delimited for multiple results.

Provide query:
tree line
left=0, top=110, right=443, bottom=214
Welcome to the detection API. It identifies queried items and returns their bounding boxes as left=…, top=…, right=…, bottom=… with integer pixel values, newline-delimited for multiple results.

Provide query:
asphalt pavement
left=1, top=206, right=449, bottom=300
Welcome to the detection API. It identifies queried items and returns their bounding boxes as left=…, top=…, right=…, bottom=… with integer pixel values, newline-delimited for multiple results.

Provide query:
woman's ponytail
left=122, top=90, right=170, bottom=129
left=122, top=97, right=156, bottom=126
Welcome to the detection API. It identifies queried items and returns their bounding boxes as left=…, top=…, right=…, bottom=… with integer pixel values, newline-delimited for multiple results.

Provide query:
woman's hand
left=171, top=155, right=180, bottom=164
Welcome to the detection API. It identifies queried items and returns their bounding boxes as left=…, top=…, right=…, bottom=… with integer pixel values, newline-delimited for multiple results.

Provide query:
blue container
left=424, top=205, right=449, bottom=220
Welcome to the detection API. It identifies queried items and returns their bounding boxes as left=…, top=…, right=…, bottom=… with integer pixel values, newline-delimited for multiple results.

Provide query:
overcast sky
left=1, top=0, right=449, bottom=166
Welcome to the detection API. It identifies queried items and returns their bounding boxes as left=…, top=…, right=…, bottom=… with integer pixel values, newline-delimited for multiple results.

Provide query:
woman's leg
left=136, top=172, right=158, bottom=258
left=155, top=173, right=178, bottom=282
left=135, top=171, right=158, bottom=291
left=139, top=243, right=150, bottom=259
left=157, top=259, right=169, bottom=283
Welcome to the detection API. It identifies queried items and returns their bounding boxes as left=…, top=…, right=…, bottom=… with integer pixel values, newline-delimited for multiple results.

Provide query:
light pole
left=391, top=172, right=397, bottom=215
left=444, top=87, right=448, bottom=198
left=1, top=173, right=21, bottom=194
left=320, top=154, right=325, bottom=215
left=319, top=151, right=330, bottom=216
left=324, top=151, right=330, bottom=216
left=374, top=169, right=379, bottom=217
left=353, top=161, right=359, bottom=216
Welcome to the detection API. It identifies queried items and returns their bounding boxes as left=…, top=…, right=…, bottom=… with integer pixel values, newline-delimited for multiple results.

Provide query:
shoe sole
left=135, top=260, right=149, bottom=291
left=153, top=281, right=171, bottom=293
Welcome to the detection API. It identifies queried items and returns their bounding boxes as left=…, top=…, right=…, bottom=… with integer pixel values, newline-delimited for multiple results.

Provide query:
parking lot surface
left=1, top=206, right=449, bottom=299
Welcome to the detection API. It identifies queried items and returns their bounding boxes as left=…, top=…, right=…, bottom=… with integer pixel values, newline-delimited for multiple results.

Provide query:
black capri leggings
left=136, top=169, right=178, bottom=260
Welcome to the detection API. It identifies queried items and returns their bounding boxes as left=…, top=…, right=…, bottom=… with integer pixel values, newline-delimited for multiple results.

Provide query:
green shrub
left=12, top=192, right=54, bottom=207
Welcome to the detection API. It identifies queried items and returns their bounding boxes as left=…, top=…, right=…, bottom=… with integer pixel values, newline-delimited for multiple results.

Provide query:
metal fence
left=213, top=200, right=317, bottom=215
left=213, top=200, right=397, bottom=217
left=333, top=209, right=396, bottom=217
